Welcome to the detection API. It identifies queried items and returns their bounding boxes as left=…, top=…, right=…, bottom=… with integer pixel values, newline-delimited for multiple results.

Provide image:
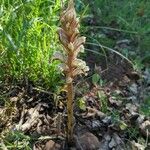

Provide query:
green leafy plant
left=126, top=126, right=139, bottom=140
left=97, top=90, right=108, bottom=113
left=92, top=73, right=105, bottom=86
left=0, top=130, right=31, bottom=150
left=54, top=0, right=89, bottom=143
left=140, top=96, right=150, bottom=117
left=0, top=0, right=63, bottom=88
left=92, top=73, right=100, bottom=85
left=77, top=97, right=86, bottom=111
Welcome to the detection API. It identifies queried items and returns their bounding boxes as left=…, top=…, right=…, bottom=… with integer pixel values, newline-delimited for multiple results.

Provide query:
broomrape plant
left=53, top=0, right=89, bottom=142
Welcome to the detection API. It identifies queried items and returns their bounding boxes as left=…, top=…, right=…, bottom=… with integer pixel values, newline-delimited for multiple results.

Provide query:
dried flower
left=53, top=0, right=89, bottom=143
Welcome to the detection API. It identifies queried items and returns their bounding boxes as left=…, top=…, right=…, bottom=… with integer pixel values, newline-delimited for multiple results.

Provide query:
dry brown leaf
left=140, top=120, right=150, bottom=137
left=131, top=141, right=145, bottom=150
left=82, top=107, right=106, bottom=119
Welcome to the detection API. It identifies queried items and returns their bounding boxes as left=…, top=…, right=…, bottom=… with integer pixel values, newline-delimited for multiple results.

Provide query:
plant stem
left=67, top=81, right=74, bottom=142
left=66, top=52, right=74, bottom=142
left=56, top=0, right=89, bottom=143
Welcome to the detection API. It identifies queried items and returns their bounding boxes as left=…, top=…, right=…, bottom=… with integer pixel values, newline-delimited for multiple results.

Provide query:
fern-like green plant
left=54, top=0, right=89, bottom=143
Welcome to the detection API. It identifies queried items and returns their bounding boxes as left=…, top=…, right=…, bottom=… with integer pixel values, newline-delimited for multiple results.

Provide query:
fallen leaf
left=78, top=98, right=86, bottom=111
left=131, top=141, right=145, bottom=150
left=82, top=107, right=106, bottom=119
left=119, top=121, right=128, bottom=130
left=108, top=97, right=122, bottom=107
left=140, top=120, right=150, bottom=137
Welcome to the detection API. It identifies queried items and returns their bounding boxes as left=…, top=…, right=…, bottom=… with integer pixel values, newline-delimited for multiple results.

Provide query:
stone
left=75, top=132, right=100, bottom=150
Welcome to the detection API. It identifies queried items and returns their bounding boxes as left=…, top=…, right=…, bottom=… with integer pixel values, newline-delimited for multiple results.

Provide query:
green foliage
left=140, top=96, right=150, bottom=117
left=92, top=73, right=100, bottom=85
left=92, top=73, right=104, bottom=86
left=109, top=109, right=120, bottom=122
left=82, top=0, right=150, bottom=66
left=0, top=0, right=63, bottom=88
left=0, top=130, right=31, bottom=150
left=126, top=126, right=139, bottom=140
left=118, top=120, right=128, bottom=131
left=97, top=90, right=108, bottom=113
left=77, top=98, right=86, bottom=111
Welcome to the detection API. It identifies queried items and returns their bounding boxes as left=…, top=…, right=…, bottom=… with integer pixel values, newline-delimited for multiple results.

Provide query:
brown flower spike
left=54, top=0, right=89, bottom=142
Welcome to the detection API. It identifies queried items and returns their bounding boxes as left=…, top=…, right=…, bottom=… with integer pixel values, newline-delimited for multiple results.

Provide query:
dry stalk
left=53, top=0, right=89, bottom=143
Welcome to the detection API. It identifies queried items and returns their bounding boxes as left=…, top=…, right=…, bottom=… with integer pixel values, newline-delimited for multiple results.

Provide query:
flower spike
left=54, top=0, right=89, bottom=143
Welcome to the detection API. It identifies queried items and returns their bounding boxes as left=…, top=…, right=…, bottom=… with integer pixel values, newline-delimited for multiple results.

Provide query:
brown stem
left=66, top=52, right=74, bottom=143
left=56, top=0, right=88, bottom=144
left=67, top=81, right=74, bottom=142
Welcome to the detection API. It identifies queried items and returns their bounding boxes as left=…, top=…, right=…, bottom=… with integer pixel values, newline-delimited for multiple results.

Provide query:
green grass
left=81, top=0, right=150, bottom=66
left=0, top=0, right=64, bottom=88
left=140, top=96, right=150, bottom=117
left=0, top=130, right=32, bottom=150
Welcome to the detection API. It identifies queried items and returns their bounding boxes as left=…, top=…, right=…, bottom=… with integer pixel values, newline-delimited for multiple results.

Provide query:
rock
left=110, top=133, right=126, bottom=150
left=99, top=133, right=126, bottom=150
left=92, top=120, right=102, bottom=130
left=102, top=116, right=112, bottom=125
left=45, top=140, right=61, bottom=150
left=109, top=138, right=117, bottom=148
left=98, top=134, right=111, bottom=150
left=75, top=132, right=100, bottom=150
left=112, top=133, right=122, bottom=145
